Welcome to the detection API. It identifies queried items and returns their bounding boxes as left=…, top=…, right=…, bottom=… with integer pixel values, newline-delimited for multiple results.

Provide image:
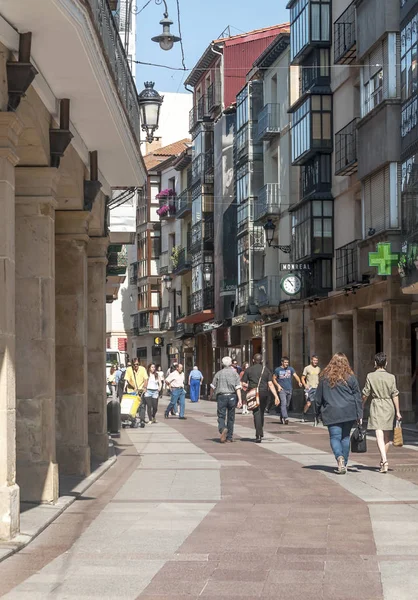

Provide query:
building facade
left=0, top=0, right=145, bottom=540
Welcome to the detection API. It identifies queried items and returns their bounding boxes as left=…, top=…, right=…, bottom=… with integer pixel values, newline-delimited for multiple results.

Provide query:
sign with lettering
left=280, top=263, right=311, bottom=271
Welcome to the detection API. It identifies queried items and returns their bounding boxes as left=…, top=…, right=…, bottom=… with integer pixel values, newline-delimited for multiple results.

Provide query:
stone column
left=0, top=114, right=22, bottom=540
left=332, top=315, right=354, bottom=366
left=55, top=211, right=91, bottom=476
left=15, top=168, right=60, bottom=502
left=309, top=319, right=332, bottom=367
left=383, top=301, right=413, bottom=418
left=87, top=237, right=109, bottom=462
left=353, top=309, right=376, bottom=388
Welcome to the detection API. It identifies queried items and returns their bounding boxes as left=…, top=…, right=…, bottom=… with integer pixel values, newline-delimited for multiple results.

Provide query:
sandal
left=379, top=461, right=389, bottom=474
left=335, top=456, right=347, bottom=475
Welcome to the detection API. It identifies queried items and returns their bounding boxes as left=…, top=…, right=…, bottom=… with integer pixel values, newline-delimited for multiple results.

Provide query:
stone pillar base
left=57, top=445, right=90, bottom=477
left=17, top=461, right=58, bottom=503
left=88, top=432, right=109, bottom=463
left=0, top=484, right=20, bottom=541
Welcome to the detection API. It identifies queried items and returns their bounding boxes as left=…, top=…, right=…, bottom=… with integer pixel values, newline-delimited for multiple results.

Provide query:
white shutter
left=370, top=168, right=385, bottom=233
left=363, top=176, right=371, bottom=234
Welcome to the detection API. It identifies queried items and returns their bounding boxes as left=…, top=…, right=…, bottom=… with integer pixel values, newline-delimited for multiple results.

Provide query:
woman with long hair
left=362, top=352, right=402, bottom=473
left=315, top=353, right=362, bottom=474
left=143, top=363, right=162, bottom=424
left=156, top=364, right=165, bottom=398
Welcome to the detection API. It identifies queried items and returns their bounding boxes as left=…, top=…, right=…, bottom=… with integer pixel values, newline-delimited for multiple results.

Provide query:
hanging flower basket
left=156, top=188, right=176, bottom=200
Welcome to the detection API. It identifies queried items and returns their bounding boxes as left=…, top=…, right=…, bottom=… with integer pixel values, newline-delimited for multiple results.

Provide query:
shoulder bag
left=350, top=425, right=367, bottom=453
left=246, top=367, right=265, bottom=411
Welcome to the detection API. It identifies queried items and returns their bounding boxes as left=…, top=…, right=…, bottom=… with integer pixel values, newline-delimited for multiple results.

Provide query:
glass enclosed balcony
left=290, top=94, right=332, bottom=166
left=287, top=0, right=331, bottom=64
left=255, top=276, right=282, bottom=307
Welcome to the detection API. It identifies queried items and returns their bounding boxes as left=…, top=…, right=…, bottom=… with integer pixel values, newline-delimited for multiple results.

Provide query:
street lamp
left=138, top=82, right=164, bottom=143
left=203, top=264, right=213, bottom=284
left=263, top=219, right=291, bottom=254
left=162, top=275, right=173, bottom=291
left=151, top=0, right=181, bottom=51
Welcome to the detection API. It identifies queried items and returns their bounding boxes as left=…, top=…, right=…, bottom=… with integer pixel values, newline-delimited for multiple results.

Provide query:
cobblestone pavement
left=1, top=399, right=418, bottom=599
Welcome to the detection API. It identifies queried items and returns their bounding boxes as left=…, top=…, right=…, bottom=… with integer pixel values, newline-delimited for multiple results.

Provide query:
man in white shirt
left=164, top=364, right=187, bottom=420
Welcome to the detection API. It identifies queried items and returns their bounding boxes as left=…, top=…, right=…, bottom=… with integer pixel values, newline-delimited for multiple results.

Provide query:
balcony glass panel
left=402, top=154, right=418, bottom=240
left=291, top=95, right=332, bottom=165
left=256, top=276, right=282, bottom=307
left=289, top=0, right=331, bottom=63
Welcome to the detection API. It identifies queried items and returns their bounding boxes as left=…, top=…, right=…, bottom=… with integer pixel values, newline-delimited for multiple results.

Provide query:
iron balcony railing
left=334, top=2, right=356, bottom=65
left=86, top=0, right=141, bottom=145
left=335, top=118, right=358, bottom=176
left=335, top=240, right=360, bottom=289
left=204, top=148, right=214, bottom=184
left=257, top=104, right=280, bottom=141
left=254, top=184, right=283, bottom=223
left=173, top=246, right=192, bottom=275
left=236, top=282, right=258, bottom=314
left=255, top=276, right=282, bottom=308
left=175, top=188, right=192, bottom=218
left=131, top=313, right=161, bottom=335
left=188, top=286, right=214, bottom=314
left=189, top=95, right=206, bottom=132
left=207, top=82, right=221, bottom=113
left=160, top=307, right=174, bottom=331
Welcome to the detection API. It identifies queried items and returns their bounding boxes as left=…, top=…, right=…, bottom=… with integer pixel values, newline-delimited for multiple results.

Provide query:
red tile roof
left=144, top=139, right=191, bottom=171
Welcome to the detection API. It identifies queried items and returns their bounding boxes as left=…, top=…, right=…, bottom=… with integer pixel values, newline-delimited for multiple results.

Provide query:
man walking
left=301, top=355, right=321, bottom=424
left=273, top=356, right=302, bottom=425
left=115, top=363, right=126, bottom=402
left=210, top=356, right=242, bottom=443
left=165, top=364, right=187, bottom=420
left=125, top=359, right=148, bottom=427
left=241, top=354, right=280, bottom=442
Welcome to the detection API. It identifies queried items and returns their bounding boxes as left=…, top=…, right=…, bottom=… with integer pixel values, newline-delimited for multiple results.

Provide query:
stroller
left=120, top=392, right=142, bottom=428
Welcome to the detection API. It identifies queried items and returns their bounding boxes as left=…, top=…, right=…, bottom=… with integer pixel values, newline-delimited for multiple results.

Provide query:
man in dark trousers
left=210, top=356, right=242, bottom=443
left=242, top=354, right=280, bottom=442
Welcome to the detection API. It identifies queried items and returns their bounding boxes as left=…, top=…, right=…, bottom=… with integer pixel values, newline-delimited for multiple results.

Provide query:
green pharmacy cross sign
left=369, top=243, right=399, bottom=276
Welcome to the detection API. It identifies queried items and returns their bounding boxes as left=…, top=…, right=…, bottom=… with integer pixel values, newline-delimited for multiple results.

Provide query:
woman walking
left=362, top=352, right=402, bottom=473
left=315, top=353, right=362, bottom=474
left=156, top=365, right=165, bottom=398
left=240, top=362, right=250, bottom=415
left=143, top=363, right=162, bottom=423
left=189, top=366, right=203, bottom=402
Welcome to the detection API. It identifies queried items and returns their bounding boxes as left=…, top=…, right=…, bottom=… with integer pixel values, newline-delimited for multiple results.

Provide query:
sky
left=135, top=0, right=289, bottom=94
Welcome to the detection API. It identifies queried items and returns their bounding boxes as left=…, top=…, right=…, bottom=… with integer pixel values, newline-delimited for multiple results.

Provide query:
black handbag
left=350, top=425, right=367, bottom=453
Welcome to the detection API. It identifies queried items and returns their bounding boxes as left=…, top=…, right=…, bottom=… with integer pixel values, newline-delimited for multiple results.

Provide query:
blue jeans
left=279, top=390, right=292, bottom=419
left=328, top=421, right=355, bottom=464
left=217, top=394, right=237, bottom=440
left=165, top=388, right=186, bottom=418
left=190, top=378, right=201, bottom=402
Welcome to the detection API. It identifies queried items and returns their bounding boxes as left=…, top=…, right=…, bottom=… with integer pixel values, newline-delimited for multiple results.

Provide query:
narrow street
left=1, top=401, right=418, bottom=600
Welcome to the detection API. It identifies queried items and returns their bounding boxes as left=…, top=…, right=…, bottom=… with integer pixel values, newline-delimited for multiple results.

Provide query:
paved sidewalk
left=0, top=400, right=418, bottom=599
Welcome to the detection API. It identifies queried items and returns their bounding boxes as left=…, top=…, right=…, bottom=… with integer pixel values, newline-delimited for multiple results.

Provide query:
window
left=292, top=202, right=311, bottom=260
left=237, top=164, right=249, bottom=204
left=312, top=200, right=333, bottom=255
left=301, top=48, right=330, bottom=93
left=363, top=163, right=399, bottom=235
left=290, top=0, right=331, bottom=62
left=401, top=154, right=418, bottom=237
left=364, top=70, right=383, bottom=114
left=291, top=95, right=332, bottom=164
left=292, top=200, right=333, bottom=260
left=361, top=34, right=400, bottom=118
left=192, top=194, right=202, bottom=225
left=238, top=236, right=250, bottom=285
left=401, top=14, right=418, bottom=102
left=301, top=154, right=331, bottom=198
left=237, top=87, right=248, bottom=131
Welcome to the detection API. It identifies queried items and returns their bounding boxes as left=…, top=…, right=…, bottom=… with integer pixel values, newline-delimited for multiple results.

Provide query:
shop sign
left=280, top=263, right=311, bottom=271
left=183, top=338, right=195, bottom=349
left=202, top=321, right=223, bottom=333
left=232, top=314, right=249, bottom=326
left=369, top=242, right=399, bottom=276
left=220, top=279, right=237, bottom=297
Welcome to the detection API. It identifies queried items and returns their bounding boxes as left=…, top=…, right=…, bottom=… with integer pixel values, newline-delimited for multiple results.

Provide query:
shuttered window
left=362, top=34, right=400, bottom=117
left=363, top=164, right=400, bottom=234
